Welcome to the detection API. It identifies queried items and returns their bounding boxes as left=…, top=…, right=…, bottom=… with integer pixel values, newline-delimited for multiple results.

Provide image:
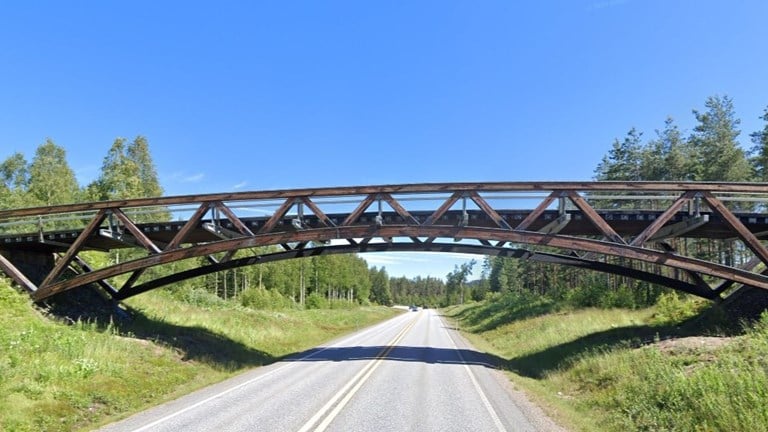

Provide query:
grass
left=444, top=292, right=768, bottom=432
left=0, top=280, right=399, bottom=431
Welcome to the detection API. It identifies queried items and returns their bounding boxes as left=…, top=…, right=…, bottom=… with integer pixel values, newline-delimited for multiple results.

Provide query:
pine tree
left=594, top=128, right=644, bottom=181
left=749, top=106, right=768, bottom=182
left=689, top=95, right=750, bottom=182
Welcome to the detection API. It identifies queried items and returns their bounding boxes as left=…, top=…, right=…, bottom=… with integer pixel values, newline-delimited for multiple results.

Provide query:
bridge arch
left=1, top=181, right=767, bottom=302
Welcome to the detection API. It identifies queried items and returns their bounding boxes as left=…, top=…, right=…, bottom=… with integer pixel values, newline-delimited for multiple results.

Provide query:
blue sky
left=2, top=1, right=767, bottom=280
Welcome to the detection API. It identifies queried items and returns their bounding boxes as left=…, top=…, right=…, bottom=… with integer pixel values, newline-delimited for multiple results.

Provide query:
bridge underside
left=2, top=182, right=768, bottom=302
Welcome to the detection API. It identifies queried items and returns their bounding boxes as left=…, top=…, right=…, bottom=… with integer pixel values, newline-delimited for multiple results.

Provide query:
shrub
left=239, top=288, right=292, bottom=310
left=305, top=292, right=328, bottom=309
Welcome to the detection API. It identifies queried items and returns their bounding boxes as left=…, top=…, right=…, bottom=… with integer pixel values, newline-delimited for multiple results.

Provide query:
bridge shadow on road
left=282, top=345, right=504, bottom=369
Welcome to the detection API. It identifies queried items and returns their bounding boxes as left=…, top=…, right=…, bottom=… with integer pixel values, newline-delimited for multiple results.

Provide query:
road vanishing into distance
left=98, top=309, right=563, bottom=432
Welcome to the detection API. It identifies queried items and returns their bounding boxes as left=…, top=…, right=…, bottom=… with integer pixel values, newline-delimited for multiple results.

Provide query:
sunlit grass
left=444, top=293, right=768, bottom=432
left=0, top=279, right=398, bottom=431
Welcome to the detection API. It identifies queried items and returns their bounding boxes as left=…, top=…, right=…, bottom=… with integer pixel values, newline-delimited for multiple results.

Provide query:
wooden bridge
left=2, top=181, right=768, bottom=302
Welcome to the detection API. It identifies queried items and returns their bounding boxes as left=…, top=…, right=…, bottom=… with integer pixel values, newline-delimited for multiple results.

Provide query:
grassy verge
left=444, top=292, right=768, bottom=431
left=0, top=280, right=399, bottom=432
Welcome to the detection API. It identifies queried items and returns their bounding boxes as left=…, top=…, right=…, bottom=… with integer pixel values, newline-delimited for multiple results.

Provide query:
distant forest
left=2, top=95, right=768, bottom=308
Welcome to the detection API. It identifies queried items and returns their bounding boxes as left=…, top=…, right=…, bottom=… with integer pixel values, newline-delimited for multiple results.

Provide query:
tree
left=0, top=153, right=30, bottom=210
left=445, top=260, right=475, bottom=305
left=641, top=118, right=695, bottom=181
left=369, top=266, right=393, bottom=306
left=90, top=138, right=141, bottom=201
left=749, top=106, right=768, bottom=182
left=27, top=139, right=81, bottom=207
left=127, top=136, right=164, bottom=198
left=594, top=128, right=644, bottom=181
left=689, top=95, right=750, bottom=182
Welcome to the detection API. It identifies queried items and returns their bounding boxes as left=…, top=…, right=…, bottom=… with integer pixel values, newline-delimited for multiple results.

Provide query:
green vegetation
left=444, top=292, right=768, bottom=432
left=0, top=278, right=398, bottom=432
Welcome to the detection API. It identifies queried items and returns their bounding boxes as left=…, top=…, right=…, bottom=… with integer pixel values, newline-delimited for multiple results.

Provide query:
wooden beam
left=341, top=194, right=376, bottom=226
left=301, top=197, right=336, bottom=227
left=0, top=253, right=38, bottom=293
left=37, top=209, right=108, bottom=294
left=566, top=191, right=625, bottom=244
left=165, top=203, right=210, bottom=250
left=34, top=224, right=768, bottom=300
left=515, top=191, right=559, bottom=230
left=468, top=192, right=512, bottom=230
left=630, top=191, right=696, bottom=246
left=111, top=208, right=162, bottom=253
left=702, top=192, right=768, bottom=266
left=380, top=193, right=420, bottom=225
left=258, top=198, right=295, bottom=234
left=7, top=181, right=768, bottom=220
left=214, top=201, right=255, bottom=236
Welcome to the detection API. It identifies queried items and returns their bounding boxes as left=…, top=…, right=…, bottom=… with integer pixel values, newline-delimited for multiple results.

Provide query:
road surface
left=98, top=308, right=564, bottom=432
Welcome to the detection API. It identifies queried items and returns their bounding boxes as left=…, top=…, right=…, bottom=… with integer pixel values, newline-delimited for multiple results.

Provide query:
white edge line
left=440, top=314, right=507, bottom=432
left=130, top=315, right=405, bottom=432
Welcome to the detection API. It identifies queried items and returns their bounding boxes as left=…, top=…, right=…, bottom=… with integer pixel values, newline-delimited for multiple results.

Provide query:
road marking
left=127, top=314, right=408, bottom=432
left=297, top=314, right=420, bottom=432
left=442, top=314, right=507, bottom=432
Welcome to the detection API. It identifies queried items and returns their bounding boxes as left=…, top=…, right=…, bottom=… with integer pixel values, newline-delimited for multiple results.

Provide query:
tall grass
left=444, top=292, right=768, bottom=432
left=0, top=279, right=398, bottom=431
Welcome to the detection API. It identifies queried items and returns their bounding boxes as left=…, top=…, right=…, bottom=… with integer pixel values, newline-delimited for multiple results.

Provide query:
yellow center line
left=297, top=314, right=420, bottom=432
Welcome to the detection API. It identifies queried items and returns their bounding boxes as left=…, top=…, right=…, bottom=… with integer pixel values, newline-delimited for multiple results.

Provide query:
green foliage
left=305, top=291, right=328, bottom=309
left=651, top=291, right=704, bottom=325
left=239, top=288, right=293, bottom=310
left=594, top=127, right=644, bottom=182
left=27, top=139, right=81, bottom=208
left=690, top=95, right=751, bottom=182
left=445, top=292, right=768, bottom=432
left=389, top=275, right=444, bottom=307
left=1, top=278, right=397, bottom=431
left=369, top=266, right=393, bottom=306
left=749, top=106, right=768, bottom=182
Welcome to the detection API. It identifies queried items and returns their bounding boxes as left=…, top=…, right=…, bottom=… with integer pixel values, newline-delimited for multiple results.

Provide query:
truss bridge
left=2, top=181, right=768, bottom=302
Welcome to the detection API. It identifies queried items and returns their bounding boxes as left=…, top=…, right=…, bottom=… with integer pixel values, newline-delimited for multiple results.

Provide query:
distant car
left=409, top=305, right=419, bottom=312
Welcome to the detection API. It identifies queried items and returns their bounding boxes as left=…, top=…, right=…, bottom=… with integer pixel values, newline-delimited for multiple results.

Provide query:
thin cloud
left=233, top=181, right=248, bottom=190
left=166, top=172, right=205, bottom=183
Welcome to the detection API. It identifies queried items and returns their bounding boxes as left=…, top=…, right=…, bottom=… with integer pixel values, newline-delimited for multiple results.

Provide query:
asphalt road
left=98, top=308, right=564, bottom=432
